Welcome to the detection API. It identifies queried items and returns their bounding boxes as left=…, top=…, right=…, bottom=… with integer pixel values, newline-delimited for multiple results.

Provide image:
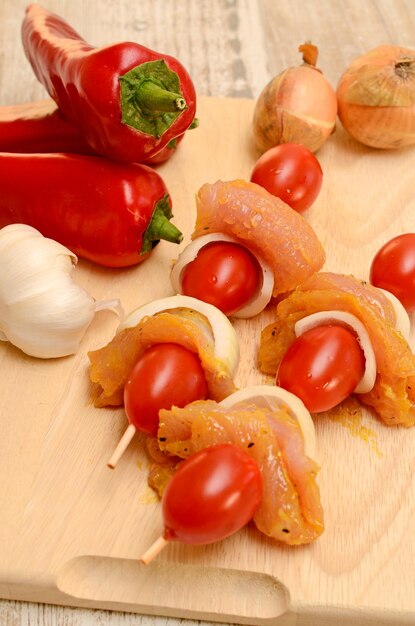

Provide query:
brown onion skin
left=337, top=45, right=415, bottom=149
left=252, top=56, right=337, bottom=154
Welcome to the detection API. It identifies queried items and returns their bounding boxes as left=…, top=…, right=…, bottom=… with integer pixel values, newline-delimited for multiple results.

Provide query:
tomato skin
left=250, top=144, right=323, bottom=213
left=162, top=443, right=262, bottom=545
left=276, top=325, right=366, bottom=413
left=181, top=241, right=261, bottom=315
left=124, top=343, right=208, bottom=437
left=370, top=233, right=415, bottom=313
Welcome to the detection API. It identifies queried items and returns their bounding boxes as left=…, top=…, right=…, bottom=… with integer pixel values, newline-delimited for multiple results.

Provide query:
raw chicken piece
left=259, top=272, right=415, bottom=426
left=89, top=308, right=237, bottom=407
left=150, top=399, right=324, bottom=545
left=192, top=179, right=325, bottom=297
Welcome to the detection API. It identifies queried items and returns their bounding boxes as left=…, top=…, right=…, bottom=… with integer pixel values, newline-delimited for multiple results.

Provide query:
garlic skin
left=170, top=233, right=275, bottom=318
left=0, top=224, right=122, bottom=358
left=253, top=43, right=338, bottom=154
left=337, top=45, right=415, bottom=149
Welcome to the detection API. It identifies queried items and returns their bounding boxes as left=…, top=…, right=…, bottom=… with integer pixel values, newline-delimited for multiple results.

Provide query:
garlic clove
left=118, top=294, right=240, bottom=377
left=170, top=233, right=275, bottom=318
left=0, top=223, right=77, bottom=269
left=94, top=298, right=125, bottom=320
left=294, top=310, right=377, bottom=394
left=0, top=224, right=122, bottom=359
left=1, top=285, right=95, bottom=358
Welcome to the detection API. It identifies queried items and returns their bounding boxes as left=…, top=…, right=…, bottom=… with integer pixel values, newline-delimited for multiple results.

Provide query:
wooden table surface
left=1, top=1, right=415, bottom=625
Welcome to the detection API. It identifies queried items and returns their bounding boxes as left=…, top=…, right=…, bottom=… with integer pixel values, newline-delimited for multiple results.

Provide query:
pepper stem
left=119, top=59, right=189, bottom=137
left=136, top=80, right=187, bottom=113
left=141, top=194, right=183, bottom=254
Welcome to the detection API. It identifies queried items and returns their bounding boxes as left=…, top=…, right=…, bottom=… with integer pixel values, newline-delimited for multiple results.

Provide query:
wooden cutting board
left=1, top=96, right=415, bottom=626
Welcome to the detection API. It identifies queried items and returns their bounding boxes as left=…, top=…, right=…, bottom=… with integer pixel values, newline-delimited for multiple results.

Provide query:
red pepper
left=145, top=134, right=186, bottom=165
left=0, top=100, right=189, bottom=165
left=21, top=4, right=197, bottom=163
left=0, top=153, right=183, bottom=267
left=0, top=100, right=95, bottom=155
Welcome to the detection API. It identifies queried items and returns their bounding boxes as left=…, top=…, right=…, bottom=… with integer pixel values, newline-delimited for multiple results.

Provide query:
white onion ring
left=117, top=294, right=240, bottom=376
left=377, top=288, right=411, bottom=342
left=220, top=385, right=316, bottom=460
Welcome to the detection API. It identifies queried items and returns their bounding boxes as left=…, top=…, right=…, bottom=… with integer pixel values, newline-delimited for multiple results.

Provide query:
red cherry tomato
left=124, top=343, right=208, bottom=437
left=276, top=325, right=366, bottom=413
left=181, top=241, right=261, bottom=315
left=370, top=233, right=415, bottom=313
left=162, top=443, right=262, bottom=545
left=250, top=144, right=323, bottom=213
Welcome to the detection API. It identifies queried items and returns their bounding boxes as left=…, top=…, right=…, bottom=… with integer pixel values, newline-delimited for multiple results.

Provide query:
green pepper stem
left=136, top=80, right=187, bottom=113
left=119, top=60, right=188, bottom=136
left=151, top=212, right=183, bottom=243
left=141, top=195, right=183, bottom=254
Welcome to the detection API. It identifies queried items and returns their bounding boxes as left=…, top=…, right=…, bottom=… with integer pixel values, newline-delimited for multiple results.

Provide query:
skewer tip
left=107, top=423, right=137, bottom=469
left=140, top=535, right=169, bottom=565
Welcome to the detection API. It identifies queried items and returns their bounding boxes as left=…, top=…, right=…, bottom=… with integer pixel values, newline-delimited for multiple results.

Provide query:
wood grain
left=1, top=1, right=415, bottom=625
left=1, top=94, right=415, bottom=625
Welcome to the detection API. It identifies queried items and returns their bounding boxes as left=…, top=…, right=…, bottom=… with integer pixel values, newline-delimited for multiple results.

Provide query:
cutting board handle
left=57, top=555, right=292, bottom=624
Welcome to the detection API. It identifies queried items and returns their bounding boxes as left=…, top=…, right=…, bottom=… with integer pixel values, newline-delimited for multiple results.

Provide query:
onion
left=219, top=385, right=316, bottom=461
left=377, top=288, right=411, bottom=342
left=337, top=45, right=415, bottom=149
left=117, top=294, right=240, bottom=377
left=252, top=42, right=337, bottom=154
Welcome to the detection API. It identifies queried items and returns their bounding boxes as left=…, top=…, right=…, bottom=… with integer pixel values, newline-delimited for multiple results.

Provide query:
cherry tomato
left=370, top=233, right=415, bottom=313
left=162, top=443, right=262, bottom=545
left=250, top=144, right=323, bottom=213
left=124, top=343, right=208, bottom=437
left=181, top=241, right=261, bottom=315
left=276, top=325, right=366, bottom=413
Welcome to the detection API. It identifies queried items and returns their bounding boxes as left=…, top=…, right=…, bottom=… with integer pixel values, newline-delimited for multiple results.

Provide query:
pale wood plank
left=1, top=92, right=415, bottom=626
left=259, top=0, right=415, bottom=87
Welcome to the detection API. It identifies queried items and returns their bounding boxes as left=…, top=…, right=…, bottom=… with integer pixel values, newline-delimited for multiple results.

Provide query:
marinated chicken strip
left=152, top=400, right=324, bottom=545
left=192, top=179, right=325, bottom=297
left=89, top=308, right=237, bottom=407
left=259, top=272, right=415, bottom=426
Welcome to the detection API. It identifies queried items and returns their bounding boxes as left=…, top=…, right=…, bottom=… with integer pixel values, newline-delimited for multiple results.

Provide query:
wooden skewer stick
left=140, top=536, right=169, bottom=565
left=107, top=423, right=136, bottom=469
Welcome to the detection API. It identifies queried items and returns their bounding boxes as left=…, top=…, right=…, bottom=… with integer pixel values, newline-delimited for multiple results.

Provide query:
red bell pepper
left=0, top=153, right=183, bottom=267
left=0, top=100, right=186, bottom=164
left=21, top=4, right=197, bottom=163
left=0, top=100, right=95, bottom=155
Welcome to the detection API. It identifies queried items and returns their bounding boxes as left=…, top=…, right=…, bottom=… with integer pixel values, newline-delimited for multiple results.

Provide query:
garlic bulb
left=0, top=224, right=123, bottom=358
